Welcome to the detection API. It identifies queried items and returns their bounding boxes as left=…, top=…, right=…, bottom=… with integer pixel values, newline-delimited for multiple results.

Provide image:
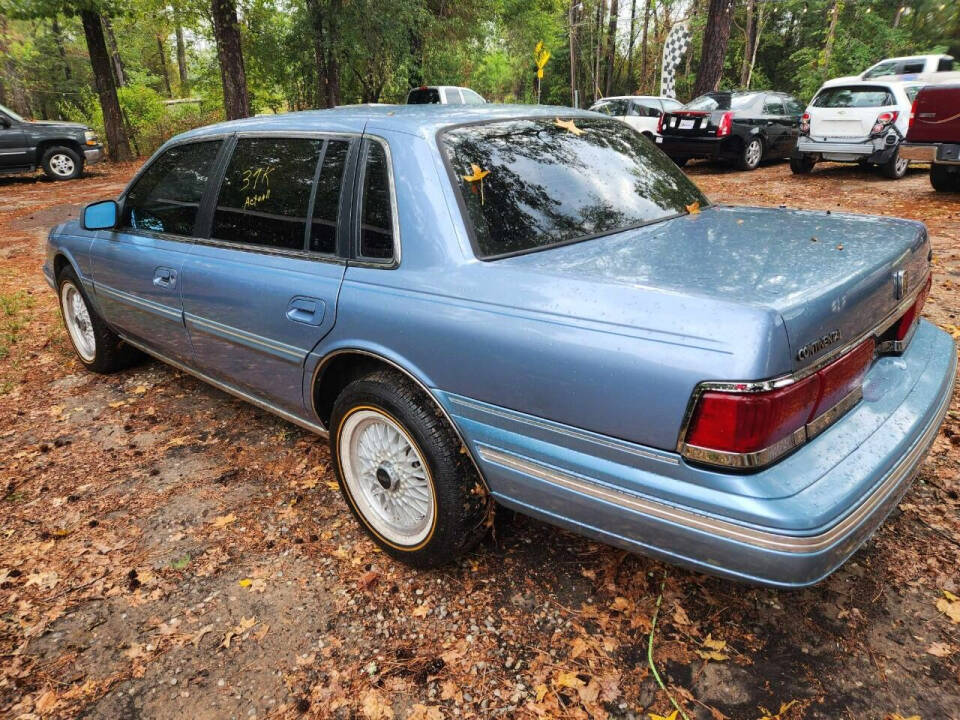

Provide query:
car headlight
left=84, top=130, right=98, bottom=145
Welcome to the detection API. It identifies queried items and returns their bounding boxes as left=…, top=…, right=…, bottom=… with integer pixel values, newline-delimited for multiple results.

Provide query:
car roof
left=820, top=76, right=923, bottom=90
left=593, top=95, right=675, bottom=101
left=868, top=54, right=951, bottom=64
left=171, top=104, right=599, bottom=143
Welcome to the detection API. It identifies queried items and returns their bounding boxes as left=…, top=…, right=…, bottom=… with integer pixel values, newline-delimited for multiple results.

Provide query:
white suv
left=588, top=96, right=684, bottom=138
left=791, top=78, right=923, bottom=179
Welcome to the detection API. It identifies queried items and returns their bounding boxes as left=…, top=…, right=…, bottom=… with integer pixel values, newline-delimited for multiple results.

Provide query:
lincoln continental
left=44, top=105, right=956, bottom=587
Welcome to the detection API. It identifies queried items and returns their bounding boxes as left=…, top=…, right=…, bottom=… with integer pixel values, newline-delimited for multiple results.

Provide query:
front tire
left=737, top=137, right=763, bottom=171
left=41, top=146, right=83, bottom=181
left=930, top=163, right=960, bottom=192
left=880, top=148, right=908, bottom=179
left=57, top=266, right=140, bottom=373
left=330, top=370, right=490, bottom=567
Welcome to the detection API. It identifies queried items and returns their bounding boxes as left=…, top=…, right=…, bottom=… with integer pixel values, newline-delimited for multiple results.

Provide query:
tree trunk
left=604, top=0, right=619, bottom=96
left=569, top=0, right=579, bottom=106
left=51, top=16, right=72, bottom=82
left=822, top=0, right=841, bottom=70
left=593, top=0, right=605, bottom=100
left=210, top=0, right=250, bottom=119
left=157, top=35, right=172, bottom=96
left=625, top=0, right=638, bottom=93
left=639, top=0, right=650, bottom=94
left=692, top=0, right=734, bottom=97
left=80, top=10, right=132, bottom=161
left=739, top=0, right=755, bottom=87
left=103, top=15, right=126, bottom=87
left=175, top=17, right=189, bottom=95
left=745, top=3, right=766, bottom=90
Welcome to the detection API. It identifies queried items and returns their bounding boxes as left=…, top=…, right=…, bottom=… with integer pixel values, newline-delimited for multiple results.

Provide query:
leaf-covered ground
left=1, top=159, right=958, bottom=720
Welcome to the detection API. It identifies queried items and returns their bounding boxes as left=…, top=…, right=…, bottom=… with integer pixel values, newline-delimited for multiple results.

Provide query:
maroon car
left=901, top=82, right=960, bottom=192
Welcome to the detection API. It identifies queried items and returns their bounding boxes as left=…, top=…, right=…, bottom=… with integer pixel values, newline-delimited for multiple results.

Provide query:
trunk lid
left=807, top=106, right=879, bottom=138
left=500, top=205, right=929, bottom=374
left=907, top=84, right=960, bottom=143
left=662, top=110, right=726, bottom=138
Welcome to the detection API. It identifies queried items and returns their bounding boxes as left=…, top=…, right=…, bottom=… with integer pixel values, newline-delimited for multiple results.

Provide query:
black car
left=655, top=91, right=804, bottom=170
left=0, top=102, right=104, bottom=181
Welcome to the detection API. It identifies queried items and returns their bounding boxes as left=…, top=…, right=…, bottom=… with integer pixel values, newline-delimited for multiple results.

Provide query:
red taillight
left=657, top=113, right=665, bottom=134
left=800, top=112, right=810, bottom=134
left=893, top=274, right=932, bottom=342
left=686, top=374, right=820, bottom=457
left=684, top=339, right=878, bottom=466
left=717, top=111, right=733, bottom=137
left=908, top=97, right=918, bottom=131
left=871, top=110, right=898, bottom=135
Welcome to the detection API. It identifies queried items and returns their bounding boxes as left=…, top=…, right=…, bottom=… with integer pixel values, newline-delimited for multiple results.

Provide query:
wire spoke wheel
left=60, top=282, right=96, bottom=362
left=338, top=408, right=435, bottom=546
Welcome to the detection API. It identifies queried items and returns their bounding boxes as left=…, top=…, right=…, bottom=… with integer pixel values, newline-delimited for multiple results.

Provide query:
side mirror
left=82, top=200, right=119, bottom=230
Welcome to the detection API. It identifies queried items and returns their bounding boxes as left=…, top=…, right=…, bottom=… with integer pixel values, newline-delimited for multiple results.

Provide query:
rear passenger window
left=764, top=98, right=784, bottom=114
left=123, top=140, right=221, bottom=235
left=310, top=140, right=349, bottom=254
left=212, top=137, right=322, bottom=251
left=938, top=58, right=954, bottom=72
left=358, top=140, right=395, bottom=262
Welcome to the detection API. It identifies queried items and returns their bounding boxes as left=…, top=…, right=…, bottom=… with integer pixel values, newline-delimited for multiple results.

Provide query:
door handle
left=286, top=297, right=325, bottom=326
left=153, top=267, right=176, bottom=288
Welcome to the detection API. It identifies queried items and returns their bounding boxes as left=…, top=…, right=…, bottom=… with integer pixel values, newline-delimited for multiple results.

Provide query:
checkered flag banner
left=660, top=21, right=692, bottom=99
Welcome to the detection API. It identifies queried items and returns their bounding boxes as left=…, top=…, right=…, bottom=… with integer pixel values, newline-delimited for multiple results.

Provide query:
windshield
left=813, top=85, right=895, bottom=108
left=863, top=60, right=901, bottom=79
left=407, top=88, right=441, bottom=104
left=685, top=92, right=761, bottom=111
left=441, top=117, right=707, bottom=259
left=0, top=102, right=24, bottom=122
left=589, top=99, right=629, bottom=116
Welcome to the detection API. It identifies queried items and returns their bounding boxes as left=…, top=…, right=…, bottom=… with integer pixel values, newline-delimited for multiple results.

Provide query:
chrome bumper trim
left=84, top=147, right=104, bottom=164
left=478, top=357, right=953, bottom=553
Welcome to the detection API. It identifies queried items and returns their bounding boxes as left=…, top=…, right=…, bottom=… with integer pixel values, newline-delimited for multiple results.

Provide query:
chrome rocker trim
left=478, top=359, right=952, bottom=554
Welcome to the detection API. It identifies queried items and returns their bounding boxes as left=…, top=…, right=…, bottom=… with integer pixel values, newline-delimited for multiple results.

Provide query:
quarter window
left=122, top=140, right=222, bottom=235
left=358, top=140, right=395, bottom=261
left=443, top=88, right=464, bottom=105
left=310, top=140, right=350, bottom=254
left=212, top=137, right=322, bottom=251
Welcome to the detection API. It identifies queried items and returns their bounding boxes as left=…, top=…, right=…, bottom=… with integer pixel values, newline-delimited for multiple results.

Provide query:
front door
left=90, top=138, right=224, bottom=363
left=0, top=113, right=28, bottom=170
left=181, top=135, right=355, bottom=412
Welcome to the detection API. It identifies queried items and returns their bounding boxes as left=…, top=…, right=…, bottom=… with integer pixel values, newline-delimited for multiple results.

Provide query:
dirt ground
left=1, top=157, right=959, bottom=720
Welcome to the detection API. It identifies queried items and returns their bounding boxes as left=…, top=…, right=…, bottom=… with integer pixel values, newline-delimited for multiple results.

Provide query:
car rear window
left=589, top=99, right=630, bottom=116
left=812, top=86, right=895, bottom=108
left=685, top=92, right=762, bottom=111
left=441, top=116, right=707, bottom=259
left=407, top=88, right=441, bottom=104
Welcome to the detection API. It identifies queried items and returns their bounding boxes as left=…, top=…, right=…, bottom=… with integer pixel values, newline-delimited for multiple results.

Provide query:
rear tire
left=880, top=148, right=908, bottom=179
left=790, top=155, right=816, bottom=174
left=737, top=137, right=763, bottom=171
left=41, top=146, right=83, bottom=181
left=672, top=157, right=688, bottom=168
left=330, top=369, right=491, bottom=568
left=930, top=163, right=960, bottom=192
left=57, top=266, right=141, bottom=373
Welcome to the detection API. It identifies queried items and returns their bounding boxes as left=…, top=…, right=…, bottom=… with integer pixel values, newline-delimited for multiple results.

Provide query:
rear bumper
left=796, top=136, right=896, bottom=163
left=900, top=142, right=960, bottom=165
left=655, top=135, right=735, bottom=160
left=448, top=320, right=956, bottom=587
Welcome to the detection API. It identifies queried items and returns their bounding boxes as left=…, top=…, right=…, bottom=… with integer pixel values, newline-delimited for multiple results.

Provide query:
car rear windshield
left=407, top=88, right=441, bottom=104
left=441, top=117, right=707, bottom=259
left=812, top=86, right=895, bottom=108
left=685, top=92, right=762, bottom=111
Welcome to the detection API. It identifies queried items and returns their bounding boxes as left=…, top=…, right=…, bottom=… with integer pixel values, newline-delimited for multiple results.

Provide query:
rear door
left=762, top=94, right=788, bottom=154
left=180, top=134, right=356, bottom=412
left=91, top=138, right=224, bottom=363
left=807, top=85, right=897, bottom=140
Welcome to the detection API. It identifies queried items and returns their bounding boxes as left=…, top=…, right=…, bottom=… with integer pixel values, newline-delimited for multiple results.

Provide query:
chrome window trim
left=352, top=135, right=401, bottom=269
left=675, top=273, right=930, bottom=468
left=192, top=236, right=346, bottom=265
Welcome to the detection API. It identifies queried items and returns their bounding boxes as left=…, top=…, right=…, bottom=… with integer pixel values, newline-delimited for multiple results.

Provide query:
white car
left=860, top=54, right=953, bottom=80
left=406, top=86, right=486, bottom=105
left=588, top=96, right=684, bottom=138
left=792, top=78, right=924, bottom=179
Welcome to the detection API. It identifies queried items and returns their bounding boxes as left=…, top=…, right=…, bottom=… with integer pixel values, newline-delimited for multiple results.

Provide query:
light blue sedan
left=44, top=105, right=956, bottom=587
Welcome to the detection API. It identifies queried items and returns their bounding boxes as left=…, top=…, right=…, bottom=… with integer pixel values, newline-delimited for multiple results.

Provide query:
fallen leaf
left=649, top=711, right=678, bottom=720
left=554, top=671, right=585, bottom=689
left=758, top=701, right=798, bottom=720
left=35, top=689, right=59, bottom=713
left=672, top=605, right=692, bottom=626
left=131, top=385, right=147, bottom=394
left=211, top=513, right=237, bottom=529
left=686, top=201, right=700, bottom=215
left=238, top=578, right=252, bottom=588
left=235, top=616, right=257, bottom=633
left=361, top=689, right=394, bottom=719
left=534, top=684, right=549, bottom=702
left=412, top=602, right=430, bottom=618
left=609, top=596, right=632, bottom=612
left=702, top=633, right=726, bottom=651
left=407, top=705, right=443, bottom=720
left=25, top=571, right=59, bottom=590
left=358, top=570, right=380, bottom=590
left=925, top=641, right=953, bottom=657
left=191, top=624, right=214, bottom=648
left=570, top=636, right=589, bottom=659
left=936, top=590, right=960, bottom=623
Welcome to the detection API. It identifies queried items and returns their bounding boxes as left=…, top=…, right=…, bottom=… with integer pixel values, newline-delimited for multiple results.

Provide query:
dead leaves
left=696, top=634, right=729, bottom=662
left=758, top=701, right=798, bottom=720
left=221, top=615, right=259, bottom=649
left=649, top=711, right=679, bottom=720
left=361, top=688, right=394, bottom=719
left=936, top=590, right=960, bottom=623
left=210, top=513, right=237, bottom=530
left=925, top=641, right=953, bottom=658
left=238, top=577, right=266, bottom=592
left=24, top=570, right=59, bottom=590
